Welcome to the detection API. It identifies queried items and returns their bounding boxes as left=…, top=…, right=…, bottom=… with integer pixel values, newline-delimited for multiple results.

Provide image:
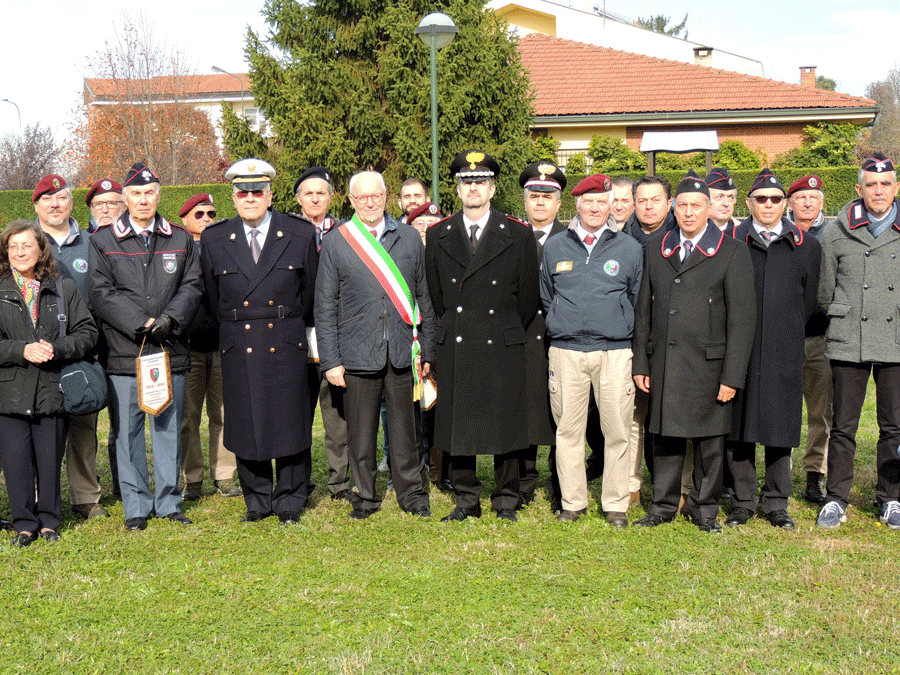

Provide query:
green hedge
left=0, top=184, right=239, bottom=228
left=546, top=166, right=861, bottom=223
left=0, top=166, right=863, bottom=229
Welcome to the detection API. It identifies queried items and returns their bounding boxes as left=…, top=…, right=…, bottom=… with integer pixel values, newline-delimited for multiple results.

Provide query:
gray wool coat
left=818, top=198, right=900, bottom=364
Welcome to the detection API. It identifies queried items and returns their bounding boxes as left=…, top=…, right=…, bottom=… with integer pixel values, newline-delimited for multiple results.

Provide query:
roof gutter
left=532, top=106, right=880, bottom=126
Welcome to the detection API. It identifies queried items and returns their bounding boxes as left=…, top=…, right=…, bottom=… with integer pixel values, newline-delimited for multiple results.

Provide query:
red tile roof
left=518, top=33, right=876, bottom=116
left=85, top=73, right=250, bottom=101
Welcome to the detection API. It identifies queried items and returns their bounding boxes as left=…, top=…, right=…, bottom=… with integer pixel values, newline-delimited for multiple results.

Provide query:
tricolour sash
left=339, top=215, right=423, bottom=400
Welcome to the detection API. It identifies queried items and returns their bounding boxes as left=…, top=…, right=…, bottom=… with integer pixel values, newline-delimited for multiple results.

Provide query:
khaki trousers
left=549, top=346, right=634, bottom=512
left=180, top=351, right=236, bottom=483
left=65, top=412, right=102, bottom=505
left=802, top=335, right=831, bottom=474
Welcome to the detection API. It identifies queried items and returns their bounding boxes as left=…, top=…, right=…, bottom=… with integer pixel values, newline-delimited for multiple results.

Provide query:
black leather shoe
left=40, top=529, right=61, bottom=542
left=550, top=497, right=562, bottom=515
left=241, top=511, right=272, bottom=523
left=804, top=472, right=827, bottom=505
left=279, top=511, right=302, bottom=524
left=441, top=505, right=482, bottom=522
left=125, top=517, right=147, bottom=531
left=163, top=512, right=193, bottom=525
left=633, top=513, right=673, bottom=527
left=0, top=516, right=13, bottom=531
left=11, top=531, right=36, bottom=547
left=434, top=479, right=453, bottom=493
left=725, top=506, right=754, bottom=527
left=348, top=507, right=378, bottom=520
left=765, top=509, right=796, bottom=530
left=556, top=509, right=587, bottom=522
left=331, top=489, right=356, bottom=503
left=606, top=511, right=628, bottom=528
left=497, top=508, right=517, bottom=522
left=409, top=506, right=432, bottom=518
left=517, top=492, right=535, bottom=509
left=692, top=516, right=723, bottom=533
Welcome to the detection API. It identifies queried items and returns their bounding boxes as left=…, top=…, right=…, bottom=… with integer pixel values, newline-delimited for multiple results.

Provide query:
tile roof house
left=83, top=73, right=267, bottom=142
left=518, top=33, right=879, bottom=166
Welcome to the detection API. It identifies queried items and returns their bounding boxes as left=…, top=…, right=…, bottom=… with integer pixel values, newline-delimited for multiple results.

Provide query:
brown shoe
left=214, top=479, right=242, bottom=498
left=606, top=511, right=628, bottom=528
left=73, top=503, right=110, bottom=519
left=182, top=482, right=203, bottom=501
left=556, top=508, right=587, bottom=522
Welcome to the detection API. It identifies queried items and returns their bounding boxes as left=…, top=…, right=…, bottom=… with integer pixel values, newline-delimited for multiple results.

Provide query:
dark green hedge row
left=0, top=184, right=239, bottom=228
left=550, top=167, right=861, bottom=222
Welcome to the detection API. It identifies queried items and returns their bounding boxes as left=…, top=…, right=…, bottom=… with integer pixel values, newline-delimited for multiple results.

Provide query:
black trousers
left=450, top=451, right=521, bottom=511
left=308, top=363, right=351, bottom=495
left=649, top=435, right=724, bottom=522
left=828, top=361, right=900, bottom=507
left=236, top=450, right=312, bottom=516
left=345, top=363, right=429, bottom=513
left=0, top=414, right=67, bottom=532
left=727, top=442, right=792, bottom=513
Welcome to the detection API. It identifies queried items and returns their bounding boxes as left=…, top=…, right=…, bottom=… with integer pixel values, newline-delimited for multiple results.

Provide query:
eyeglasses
left=235, top=190, right=265, bottom=199
left=350, top=192, right=385, bottom=204
left=191, top=210, right=217, bottom=219
left=753, top=195, right=784, bottom=205
left=8, top=244, right=36, bottom=253
left=92, top=200, right=123, bottom=210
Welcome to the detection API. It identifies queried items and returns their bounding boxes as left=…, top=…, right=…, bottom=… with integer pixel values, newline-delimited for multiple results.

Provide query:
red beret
left=407, top=201, right=443, bottom=223
left=85, top=178, right=123, bottom=206
left=32, top=174, right=68, bottom=202
left=179, top=193, right=214, bottom=218
left=787, top=175, right=824, bottom=197
left=571, top=174, right=611, bottom=196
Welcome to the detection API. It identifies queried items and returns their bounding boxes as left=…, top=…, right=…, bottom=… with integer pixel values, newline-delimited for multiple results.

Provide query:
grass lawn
left=1, top=382, right=898, bottom=674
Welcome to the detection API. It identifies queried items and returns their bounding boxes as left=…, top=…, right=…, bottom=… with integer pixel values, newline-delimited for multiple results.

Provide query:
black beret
left=294, top=166, right=332, bottom=194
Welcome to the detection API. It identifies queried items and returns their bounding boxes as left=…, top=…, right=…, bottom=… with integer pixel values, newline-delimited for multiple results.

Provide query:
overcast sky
left=1, top=0, right=897, bottom=145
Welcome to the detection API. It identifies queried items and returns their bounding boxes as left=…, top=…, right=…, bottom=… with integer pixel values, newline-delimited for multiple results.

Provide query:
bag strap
left=53, top=277, right=68, bottom=337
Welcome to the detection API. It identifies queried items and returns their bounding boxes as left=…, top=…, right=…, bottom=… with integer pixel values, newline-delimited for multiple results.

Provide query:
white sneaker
left=879, top=500, right=900, bottom=530
left=816, top=500, right=847, bottom=529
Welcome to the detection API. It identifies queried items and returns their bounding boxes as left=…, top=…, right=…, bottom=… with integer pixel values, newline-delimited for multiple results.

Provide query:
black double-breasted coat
left=425, top=208, right=540, bottom=456
left=200, top=210, right=318, bottom=462
left=524, top=219, right=566, bottom=446
left=632, top=223, right=756, bottom=438
left=728, top=217, right=820, bottom=447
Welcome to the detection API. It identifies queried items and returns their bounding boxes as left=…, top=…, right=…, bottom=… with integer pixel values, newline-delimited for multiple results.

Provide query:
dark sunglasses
left=235, top=190, right=265, bottom=199
left=191, top=210, right=217, bottom=219
left=752, top=195, right=784, bottom=205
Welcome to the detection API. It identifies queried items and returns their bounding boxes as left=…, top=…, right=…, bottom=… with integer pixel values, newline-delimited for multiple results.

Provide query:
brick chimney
left=693, top=47, right=713, bottom=67
left=800, top=66, right=817, bottom=87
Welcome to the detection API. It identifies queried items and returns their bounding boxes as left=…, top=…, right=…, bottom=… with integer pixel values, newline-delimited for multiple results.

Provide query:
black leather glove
left=135, top=324, right=152, bottom=340
left=149, top=314, right=178, bottom=342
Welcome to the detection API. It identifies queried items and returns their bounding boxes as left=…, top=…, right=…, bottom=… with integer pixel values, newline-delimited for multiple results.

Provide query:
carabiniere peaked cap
left=226, top=158, right=276, bottom=191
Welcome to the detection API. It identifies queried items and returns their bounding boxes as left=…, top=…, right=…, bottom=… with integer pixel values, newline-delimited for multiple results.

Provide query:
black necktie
left=469, top=224, right=479, bottom=249
left=140, top=230, right=150, bottom=249
left=682, top=240, right=693, bottom=262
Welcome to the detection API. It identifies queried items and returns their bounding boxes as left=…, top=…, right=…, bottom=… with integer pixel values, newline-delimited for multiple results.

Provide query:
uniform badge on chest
left=162, top=252, right=178, bottom=274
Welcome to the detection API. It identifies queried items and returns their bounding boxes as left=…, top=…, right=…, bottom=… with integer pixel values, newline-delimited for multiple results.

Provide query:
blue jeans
left=110, top=373, right=185, bottom=520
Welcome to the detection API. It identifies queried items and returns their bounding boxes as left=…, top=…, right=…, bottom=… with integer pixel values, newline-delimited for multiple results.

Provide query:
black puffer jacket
left=0, top=275, right=98, bottom=415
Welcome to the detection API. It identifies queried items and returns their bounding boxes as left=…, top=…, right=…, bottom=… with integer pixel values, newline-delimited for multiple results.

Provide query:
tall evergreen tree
left=222, top=0, right=535, bottom=216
